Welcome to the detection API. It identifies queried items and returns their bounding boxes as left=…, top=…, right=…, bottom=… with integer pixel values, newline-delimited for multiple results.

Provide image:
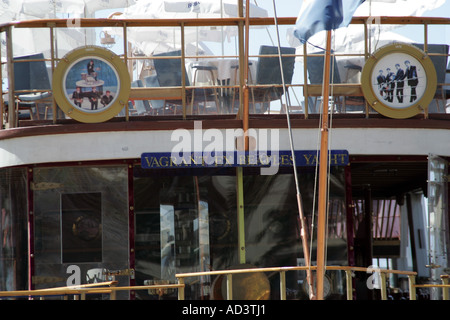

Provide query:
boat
left=0, top=0, right=449, bottom=302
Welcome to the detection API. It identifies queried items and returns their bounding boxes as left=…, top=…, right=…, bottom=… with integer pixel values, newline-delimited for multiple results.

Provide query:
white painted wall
left=0, top=127, right=449, bottom=167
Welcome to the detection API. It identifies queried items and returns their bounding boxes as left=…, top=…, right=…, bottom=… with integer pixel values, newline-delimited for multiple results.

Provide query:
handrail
left=0, top=15, right=449, bottom=126
left=0, top=281, right=118, bottom=300
left=175, top=265, right=426, bottom=300
left=0, top=268, right=447, bottom=300
left=1, top=16, right=449, bottom=31
left=0, top=281, right=185, bottom=300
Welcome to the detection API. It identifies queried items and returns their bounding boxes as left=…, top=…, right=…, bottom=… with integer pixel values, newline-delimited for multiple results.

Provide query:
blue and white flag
left=294, top=0, right=365, bottom=43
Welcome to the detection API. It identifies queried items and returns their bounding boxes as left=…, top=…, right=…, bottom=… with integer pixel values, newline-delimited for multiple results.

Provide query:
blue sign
left=141, top=150, right=349, bottom=169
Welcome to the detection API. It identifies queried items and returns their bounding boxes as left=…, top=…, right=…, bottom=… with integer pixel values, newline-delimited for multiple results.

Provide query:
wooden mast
left=316, top=29, right=333, bottom=300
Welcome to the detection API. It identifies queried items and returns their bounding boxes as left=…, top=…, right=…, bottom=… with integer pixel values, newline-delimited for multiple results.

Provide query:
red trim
left=345, top=165, right=355, bottom=267
left=345, top=165, right=356, bottom=300
left=27, top=167, right=35, bottom=291
left=350, top=155, right=428, bottom=163
left=2, top=114, right=450, bottom=141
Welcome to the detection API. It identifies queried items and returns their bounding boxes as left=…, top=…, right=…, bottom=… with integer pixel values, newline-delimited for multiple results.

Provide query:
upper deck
left=0, top=13, right=449, bottom=167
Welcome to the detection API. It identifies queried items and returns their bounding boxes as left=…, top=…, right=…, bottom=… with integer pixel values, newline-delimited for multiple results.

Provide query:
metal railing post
left=345, top=270, right=353, bottom=300
left=380, top=273, right=387, bottom=300
left=442, top=276, right=449, bottom=300
left=280, top=271, right=286, bottom=300
left=178, top=278, right=185, bottom=300
left=226, top=274, right=233, bottom=300
left=408, top=275, right=416, bottom=300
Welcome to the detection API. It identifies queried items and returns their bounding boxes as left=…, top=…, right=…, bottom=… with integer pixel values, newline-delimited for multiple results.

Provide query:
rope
left=271, top=0, right=300, bottom=195
left=271, top=0, right=316, bottom=298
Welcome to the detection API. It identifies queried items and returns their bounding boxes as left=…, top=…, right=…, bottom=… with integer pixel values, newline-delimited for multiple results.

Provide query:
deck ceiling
left=350, top=161, right=428, bottom=199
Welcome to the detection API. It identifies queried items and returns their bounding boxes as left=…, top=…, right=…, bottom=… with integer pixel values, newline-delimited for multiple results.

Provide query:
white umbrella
left=122, top=0, right=267, bottom=19
left=11, top=27, right=84, bottom=57
left=83, top=0, right=136, bottom=15
left=20, top=0, right=86, bottom=18
left=108, top=0, right=268, bottom=56
left=354, top=0, right=445, bottom=16
left=1, top=0, right=137, bottom=20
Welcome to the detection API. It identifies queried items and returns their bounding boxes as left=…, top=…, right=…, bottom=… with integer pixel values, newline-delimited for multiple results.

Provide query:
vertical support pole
left=442, top=276, right=449, bottom=300
left=363, top=20, right=369, bottom=118
left=27, top=167, right=35, bottom=291
left=180, top=23, right=187, bottom=119
left=110, top=288, right=117, bottom=300
left=6, top=26, right=15, bottom=128
left=236, top=167, right=246, bottom=264
left=178, top=278, right=185, bottom=300
left=408, top=275, right=416, bottom=300
left=423, top=23, right=429, bottom=119
left=242, top=0, right=250, bottom=146
left=49, top=25, right=57, bottom=124
left=237, top=0, right=245, bottom=119
left=122, top=22, right=131, bottom=121
left=345, top=270, right=353, bottom=300
left=226, top=274, right=233, bottom=300
left=303, top=44, right=309, bottom=119
left=316, top=29, right=332, bottom=301
left=380, top=272, right=387, bottom=300
left=345, top=166, right=355, bottom=268
left=280, top=271, right=286, bottom=300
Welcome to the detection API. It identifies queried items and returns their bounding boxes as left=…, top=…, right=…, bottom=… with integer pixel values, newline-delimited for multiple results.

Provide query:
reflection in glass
left=427, top=155, right=449, bottom=300
left=133, top=170, right=234, bottom=300
left=33, top=166, right=129, bottom=299
left=160, top=204, right=175, bottom=280
left=133, top=166, right=348, bottom=300
left=0, top=168, right=28, bottom=292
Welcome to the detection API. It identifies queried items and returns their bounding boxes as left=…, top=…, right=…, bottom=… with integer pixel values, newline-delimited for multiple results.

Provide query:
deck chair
left=8, top=53, right=52, bottom=121
left=250, top=45, right=296, bottom=114
left=143, top=74, right=165, bottom=115
left=306, top=51, right=364, bottom=113
left=152, top=50, right=219, bottom=115
left=412, top=43, right=449, bottom=113
left=129, top=79, right=152, bottom=115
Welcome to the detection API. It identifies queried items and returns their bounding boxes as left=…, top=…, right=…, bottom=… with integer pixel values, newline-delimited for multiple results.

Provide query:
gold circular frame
left=53, top=46, right=130, bottom=123
left=361, top=43, right=437, bottom=119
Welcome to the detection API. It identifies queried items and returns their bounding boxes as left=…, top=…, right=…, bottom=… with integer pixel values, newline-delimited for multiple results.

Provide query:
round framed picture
left=53, top=46, right=130, bottom=123
left=361, top=43, right=437, bottom=118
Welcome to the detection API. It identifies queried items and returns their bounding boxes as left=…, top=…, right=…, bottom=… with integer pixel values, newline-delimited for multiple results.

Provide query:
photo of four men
left=65, top=57, right=118, bottom=112
left=376, top=59, right=419, bottom=104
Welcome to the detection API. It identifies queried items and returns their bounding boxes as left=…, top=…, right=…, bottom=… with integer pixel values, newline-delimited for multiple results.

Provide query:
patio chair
left=412, top=43, right=449, bottom=113
left=306, top=50, right=365, bottom=113
left=129, top=79, right=152, bottom=115
left=250, top=45, right=296, bottom=114
left=7, top=53, right=52, bottom=122
left=143, top=74, right=165, bottom=115
left=152, top=50, right=219, bottom=115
